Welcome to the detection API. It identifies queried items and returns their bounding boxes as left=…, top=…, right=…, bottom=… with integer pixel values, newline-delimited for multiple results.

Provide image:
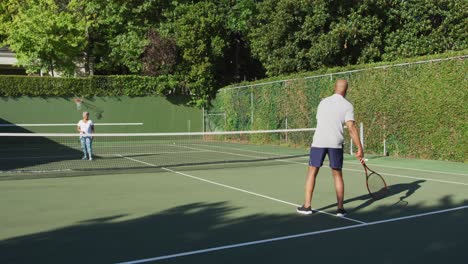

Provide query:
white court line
left=189, top=144, right=468, bottom=186
left=116, top=155, right=365, bottom=225
left=343, top=167, right=468, bottom=186
left=0, top=123, right=143, bottom=127
left=114, top=205, right=468, bottom=264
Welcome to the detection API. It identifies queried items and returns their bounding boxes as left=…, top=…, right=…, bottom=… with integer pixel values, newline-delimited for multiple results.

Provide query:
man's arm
left=77, top=124, right=81, bottom=133
left=346, top=120, right=364, bottom=159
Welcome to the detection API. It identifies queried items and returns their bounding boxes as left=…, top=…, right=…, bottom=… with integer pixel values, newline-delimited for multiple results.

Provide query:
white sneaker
left=296, top=206, right=314, bottom=215
left=336, top=208, right=347, bottom=217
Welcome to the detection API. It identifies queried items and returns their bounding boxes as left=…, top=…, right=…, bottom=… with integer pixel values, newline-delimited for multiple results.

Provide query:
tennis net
left=0, top=128, right=315, bottom=177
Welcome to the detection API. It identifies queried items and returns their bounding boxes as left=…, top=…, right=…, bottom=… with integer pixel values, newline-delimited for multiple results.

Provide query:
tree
left=0, top=0, right=22, bottom=45
left=222, top=0, right=263, bottom=83
left=141, top=30, right=177, bottom=77
left=248, top=0, right=467, bottom=76
left=67, top=0, right=173, bottom=75
left=1, top=0, right=465, bottom=103
left=162, top=1, right=228, bottom=106
left=248, top=0, right=385, bottom=75
left=305, top=0, right=387, bottom=67
left=1, top=0, right=84, bottom=75
left=248, top=0, right=315, bottom=75
left=383, top=0, right=468, bottom=60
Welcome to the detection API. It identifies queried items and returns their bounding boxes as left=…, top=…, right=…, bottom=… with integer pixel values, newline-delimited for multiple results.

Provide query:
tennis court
left=0, top=128, right=467, bottom=264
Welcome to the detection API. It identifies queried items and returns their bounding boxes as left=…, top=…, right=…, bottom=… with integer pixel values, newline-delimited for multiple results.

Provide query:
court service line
left=189, top=144, right=468, bottom=186
left=114, top=205, right=468, bottom=264
left=342, top=161, right=468, bottom=176
left=343, top=167, right=468, bottom=186
left=116, top=154, right=366, bottom=225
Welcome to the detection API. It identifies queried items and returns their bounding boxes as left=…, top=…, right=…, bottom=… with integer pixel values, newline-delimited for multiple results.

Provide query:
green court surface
left=0, top=153, right=467, bottom=264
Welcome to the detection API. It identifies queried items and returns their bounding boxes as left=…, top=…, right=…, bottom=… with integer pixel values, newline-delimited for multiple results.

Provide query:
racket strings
left=367, top=172, right=388, bottom=199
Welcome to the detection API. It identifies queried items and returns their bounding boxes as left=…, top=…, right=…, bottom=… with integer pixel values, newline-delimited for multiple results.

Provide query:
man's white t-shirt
left=312, top=94, right=354, bottom=148
left=77, top=120, right=94, bottom=136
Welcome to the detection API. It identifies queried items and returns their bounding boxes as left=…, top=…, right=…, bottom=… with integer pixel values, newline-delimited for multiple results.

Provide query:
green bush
left=0, top=75, right=179, bottom=97
left=349, top=58, right=467, bottom=162
left=210, top=55, right=467, bottom=162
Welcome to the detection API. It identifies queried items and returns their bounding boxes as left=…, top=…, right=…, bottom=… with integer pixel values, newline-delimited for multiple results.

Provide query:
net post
left=202, top=107, right=205, bottom=133
left=360, top=122, right=364, bottom=150
left=250, top=89, right=254, bottom=128
left=285, top=117, right=288, bottom=143
left=383, top=138, right=387, bottom=156
left=223, top=113, right=227, bottom=131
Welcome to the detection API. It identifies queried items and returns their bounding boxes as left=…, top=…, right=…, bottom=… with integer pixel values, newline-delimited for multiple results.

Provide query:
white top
left=312, top=94, right=354, bottom=148
left=77, top=119, right=94, bottom=136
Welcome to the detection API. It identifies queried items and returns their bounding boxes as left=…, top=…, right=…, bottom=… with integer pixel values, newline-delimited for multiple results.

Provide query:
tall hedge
left=209, top=56, right=467, bottom=162
left=0, top=75, right=179, bottom=97
left=349, top=58, right=467, bottom=162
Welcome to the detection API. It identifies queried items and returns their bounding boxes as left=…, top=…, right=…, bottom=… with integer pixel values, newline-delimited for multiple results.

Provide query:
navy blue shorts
left=309, top=147, right=344, bottom=169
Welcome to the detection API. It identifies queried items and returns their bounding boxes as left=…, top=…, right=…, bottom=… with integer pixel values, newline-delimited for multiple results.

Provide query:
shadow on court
left=1, top=196, right=467, bottom=264
left=0, top=154, right=309, bottom=181
left=317, top=180, right=426, bottom=213
left=0, top=118, right=84, bottom=172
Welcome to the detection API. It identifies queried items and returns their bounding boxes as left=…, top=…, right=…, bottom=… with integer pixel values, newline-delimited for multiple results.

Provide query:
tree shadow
left=165, top=94, right=192, bottom=105
left=0, top=202, right=328, bottom=264
left=1, top=195, right=467, bottom=264
left=0, top=118, right=84, bottom=172
left=81, top=100, right=104, bottom=120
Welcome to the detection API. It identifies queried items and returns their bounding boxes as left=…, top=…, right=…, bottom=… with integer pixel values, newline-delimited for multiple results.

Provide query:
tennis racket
left=360, top=158, right=388, bottom=199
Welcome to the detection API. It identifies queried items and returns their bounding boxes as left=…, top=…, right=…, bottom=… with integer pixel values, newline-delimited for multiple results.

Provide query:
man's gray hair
left=82, top=112, right=89, bottom=116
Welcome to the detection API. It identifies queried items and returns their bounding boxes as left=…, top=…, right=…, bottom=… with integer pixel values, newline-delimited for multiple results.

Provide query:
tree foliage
left=382, top=0, right=468, bottom=60
left=1, top=0, right=84, bottom=75
left=0, top=0, right=466, bottom=105
left=210, top=56, right=467, bottom=161
left=248, top=0, right=467, bottom=75
left=141, top=30, right=177, bottom=77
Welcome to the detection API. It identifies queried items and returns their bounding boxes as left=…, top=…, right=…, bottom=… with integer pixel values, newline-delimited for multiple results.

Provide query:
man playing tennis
left=297, top=79, right=363, bottom=216
left=77, top=112, right=95, bottom=160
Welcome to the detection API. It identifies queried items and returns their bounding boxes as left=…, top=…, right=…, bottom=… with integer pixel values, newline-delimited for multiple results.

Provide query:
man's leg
left=329, top=147, right=346, bottom=215
left=331, top=169, right=344, bottom=209
left=298, top=147, right=326, bottom=214
left=304, top=166, right=320, bottom=208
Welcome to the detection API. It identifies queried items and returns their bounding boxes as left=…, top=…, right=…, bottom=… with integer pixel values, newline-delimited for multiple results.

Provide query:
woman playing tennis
left=77, top=112, right=95, bottom=160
